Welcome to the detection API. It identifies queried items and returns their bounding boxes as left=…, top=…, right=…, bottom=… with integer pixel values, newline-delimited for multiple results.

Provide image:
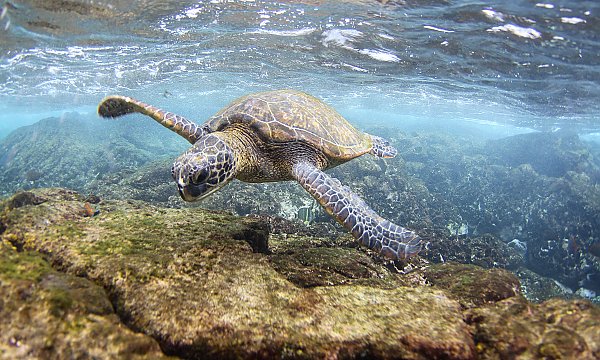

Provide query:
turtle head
left=171, top=134, right=236, bottom=202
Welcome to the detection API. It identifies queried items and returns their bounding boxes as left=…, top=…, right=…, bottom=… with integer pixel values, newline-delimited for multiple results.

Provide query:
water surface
left=1, top=0, right=599, bottom=137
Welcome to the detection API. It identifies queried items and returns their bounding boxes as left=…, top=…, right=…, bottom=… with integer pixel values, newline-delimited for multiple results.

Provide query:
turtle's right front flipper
left=293, top=162, right=421, bottom=260
left=98, top=95, right=206, bottom=144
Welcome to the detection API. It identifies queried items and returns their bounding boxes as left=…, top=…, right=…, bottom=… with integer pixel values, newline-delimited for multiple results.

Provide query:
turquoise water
left=1, top=1, right=600, bottom=299
left=1, top=0, right=599, bottom=137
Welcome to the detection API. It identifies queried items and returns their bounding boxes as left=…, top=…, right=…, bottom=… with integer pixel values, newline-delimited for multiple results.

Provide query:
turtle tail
left=98, top=95, right=206, bottom=144
left=293, top=162, right=421, bottom=260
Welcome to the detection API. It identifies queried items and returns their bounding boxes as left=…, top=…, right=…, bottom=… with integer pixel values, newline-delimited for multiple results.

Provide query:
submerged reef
left=1, top=115, right=600, bottom=302
left=0, top=113, right=187, bottom=198
left=1, top=188, right=599, bottom=359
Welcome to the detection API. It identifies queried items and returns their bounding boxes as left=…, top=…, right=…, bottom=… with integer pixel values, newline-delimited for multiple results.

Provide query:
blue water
left=1, top=0, right=599, bottom=139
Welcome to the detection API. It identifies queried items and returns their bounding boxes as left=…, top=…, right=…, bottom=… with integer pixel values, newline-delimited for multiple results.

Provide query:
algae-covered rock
left=0, top=242, right=169, bottom=359
left=422, top=263, right=521, bottom=309
left=268, top=233, right=419, bottom=289
left=515, top=267, right=577, bottom=303
left=389, top=129, right=600, bottom=298
left=2, top=188, right=599, bottom=360
left=1, top=188, right=474, bottom=359
left=466, top=296, right=600, bottom=359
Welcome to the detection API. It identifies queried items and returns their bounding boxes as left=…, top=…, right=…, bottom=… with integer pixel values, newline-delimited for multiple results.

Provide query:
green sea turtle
left=98, top=89, right=421, bottom=259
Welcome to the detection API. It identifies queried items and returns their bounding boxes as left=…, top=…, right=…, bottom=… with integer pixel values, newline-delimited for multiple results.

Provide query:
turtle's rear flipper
left=368, top=134, right=397, bottom=158
left=293, top=162, right=421, bottom=260
left=98, top=95, right=206, bottom=144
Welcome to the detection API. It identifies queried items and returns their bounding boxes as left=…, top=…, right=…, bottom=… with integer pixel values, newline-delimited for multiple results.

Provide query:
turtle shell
left=204, top=89, right=372, bottom=160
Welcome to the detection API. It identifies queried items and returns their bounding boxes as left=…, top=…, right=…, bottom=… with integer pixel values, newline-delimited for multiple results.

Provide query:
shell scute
left=205, top=90, right=372, bottom=160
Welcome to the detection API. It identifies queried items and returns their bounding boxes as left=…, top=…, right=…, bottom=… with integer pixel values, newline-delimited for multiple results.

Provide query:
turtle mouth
left=177, top=183, right=218, bottom=202
left=178, top=184, right=205, bottom=202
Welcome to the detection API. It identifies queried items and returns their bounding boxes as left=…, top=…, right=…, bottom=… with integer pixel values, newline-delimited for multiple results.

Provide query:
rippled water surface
left=0, top=0, right=599, bottom=136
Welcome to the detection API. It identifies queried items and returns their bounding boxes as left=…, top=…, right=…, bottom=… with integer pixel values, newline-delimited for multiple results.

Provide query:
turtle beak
left=177, top=185, right=196, bottom=202
left=176, top=179, right=219, bottom=202
left=176, top=180, right=206, bottom=202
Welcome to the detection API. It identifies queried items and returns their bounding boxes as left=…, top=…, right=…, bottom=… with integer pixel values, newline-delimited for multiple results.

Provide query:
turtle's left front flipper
left=98, top=95, right=206, bottom=144
left=293, top=162, right=421, bottom=260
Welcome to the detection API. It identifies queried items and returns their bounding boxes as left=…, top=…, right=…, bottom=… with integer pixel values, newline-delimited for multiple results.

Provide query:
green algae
left=46, top=287, right=74, bottom=317
left=0, top=241, right=170, bottom=359
left=466, top=296, right=600, bottom=359
left=269, top=234, right=414, bottom=288
left=0, top=242, right=52, bottom=282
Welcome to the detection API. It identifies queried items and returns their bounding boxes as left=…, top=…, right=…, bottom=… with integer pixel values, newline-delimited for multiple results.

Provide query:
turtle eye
left=192, top=167, right=210, bottom=185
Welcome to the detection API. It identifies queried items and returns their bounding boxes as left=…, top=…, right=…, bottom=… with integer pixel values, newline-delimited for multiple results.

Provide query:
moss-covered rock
left=1, top=188, right=474, bottom=359
left=466, top=296, right=600, bottom=359
left=0, top=241, right=170, bottom=359
left=268, top=233, right=419, bottom=289
left=1, top=188, right=598, bottom=360
left=422, top=263, right=521, bottom=309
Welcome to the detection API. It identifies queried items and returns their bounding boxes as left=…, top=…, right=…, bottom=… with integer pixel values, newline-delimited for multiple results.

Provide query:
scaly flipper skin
left=97, top=95, right=206, bottom=144
left=293, top=162, right=421, bottom=260
left=368, top=134, right=398, bottom=158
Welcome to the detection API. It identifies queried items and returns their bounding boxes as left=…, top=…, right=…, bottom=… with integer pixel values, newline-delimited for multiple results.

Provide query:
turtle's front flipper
left=368, top=134, right=397, bottom=158
left=293, top=162, right=421, bottom=260
left=98, top=95, right=206, bottom=144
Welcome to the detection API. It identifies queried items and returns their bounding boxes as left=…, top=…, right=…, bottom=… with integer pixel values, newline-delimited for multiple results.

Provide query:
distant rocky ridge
left=1, top=114, right=600, bottom=300
left=0, top=112, right=188, bottom=198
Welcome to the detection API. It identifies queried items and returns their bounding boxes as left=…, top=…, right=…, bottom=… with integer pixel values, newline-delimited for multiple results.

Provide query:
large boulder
left=0, top=188, right=474, bottom=359
left=1, top=188, right=598, bottom=359
left=0, top=242, right=169, bottom=359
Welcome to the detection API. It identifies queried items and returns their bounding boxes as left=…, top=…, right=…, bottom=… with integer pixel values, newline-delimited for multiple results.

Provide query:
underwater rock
left=0, top=242, right=168, bottom=359
left=487, top=130, right=600, bottom=178
left=2, top=187, right=599, bottom=359
left=421, top=230, right=524, bottom=270
left=2, top=190, right=45, bottom=210
left=248, top=213, right=340, bottom=240
left=87, top=158, right=178, bottom=205
left=388, top=130, right=600, bottom=300
left=0, top=113, right=186, bottom=197
left=515, top=267, right=576, bottom=303
left=466, top=296, right=600, bottom=359
left=0, top=188, right=475, bottom=359
left=575, top=287, right=597, bottom=300
left=268, top=232, right=421, bottom=289
left=421, top=263, right=521, bottom=309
